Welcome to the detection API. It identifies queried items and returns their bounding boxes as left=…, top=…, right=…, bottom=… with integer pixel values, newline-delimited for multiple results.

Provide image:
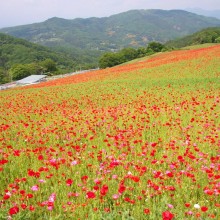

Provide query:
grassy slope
left=181, top=43, right=219, bottom=50
left=0, top=45, right=219, bottom=219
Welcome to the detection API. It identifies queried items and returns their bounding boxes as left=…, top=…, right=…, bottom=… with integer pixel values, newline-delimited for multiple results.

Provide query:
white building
left=16, top=75, right=47, bottom=85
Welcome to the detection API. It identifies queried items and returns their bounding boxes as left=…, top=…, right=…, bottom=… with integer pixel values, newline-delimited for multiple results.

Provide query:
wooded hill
left=165, top=27, right=220, bottom=48
left=0, top=33, right=78, bottom=84
left=0, top=33, right=76, bottom=68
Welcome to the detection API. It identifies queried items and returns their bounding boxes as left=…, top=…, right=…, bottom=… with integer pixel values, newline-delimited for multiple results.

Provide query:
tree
left=0, top=68, right=10, bottom=84
left=99, top=53, right=124, bottom=69
left=147, top=42, right=165, bottom=52
left=40, top=59, right=57, bottom=72
left=10, top=63, right=43, bottom=80
left=10, top=64, right=30, bottom=80
left=99, top=48, right=139, bottom=69
left=137, top=47, right=147, bottom=57
left=0, top=49, right=8, bottom=68
left=215, top=37, right=220, bottom=43
left=120, top=48, right=138, bottom=61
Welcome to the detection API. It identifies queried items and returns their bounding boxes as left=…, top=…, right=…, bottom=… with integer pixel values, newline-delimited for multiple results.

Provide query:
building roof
left=0, top=82, right=17, bottom=90
left=16, top=75, right=47, bottom=85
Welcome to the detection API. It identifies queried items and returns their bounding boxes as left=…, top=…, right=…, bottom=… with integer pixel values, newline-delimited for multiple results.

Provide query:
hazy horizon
left=1, top=0, right=220, bottom=28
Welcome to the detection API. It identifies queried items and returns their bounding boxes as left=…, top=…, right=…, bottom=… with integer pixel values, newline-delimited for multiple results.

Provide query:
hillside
left=23, top=44, right=220, bottom=88
left=1, top=9, right=220, bottom=60
left=0, top=33, right=76, bottom=68
left=0, top=44, right=219, bottom=219
left=165, top=27, right=220, bottom=48
left=0, top=33, right=79, bottom=83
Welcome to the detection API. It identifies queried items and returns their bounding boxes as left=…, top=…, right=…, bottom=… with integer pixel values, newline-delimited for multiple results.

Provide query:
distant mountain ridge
left=186, top=8, right=220, bottom=19
left=1, top=9, right=220, bottom=67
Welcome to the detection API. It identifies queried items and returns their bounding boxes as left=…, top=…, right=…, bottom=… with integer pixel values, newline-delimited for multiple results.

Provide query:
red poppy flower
left=21, top=203, right=27, bottom=209
left=185, top=203, right=190, bottom=208
left=100, top=184, right=108, bottom=196
left=20, top=190, right=26, bottom=195
left=86, top=191, right=96, bottom=199
left=9, top=206, right=19, bottom=215
left=118, top=185, right=126, bottom=194
left=201, top=206, right=208, bottom=212
left=3, top=194, right=10, bottom=200
left=162, top=211, right=174, bottom=220
left=131, top=176, right=140, bottom=182
left=38, top=155, right=44, bottom=160
left=0, top=159, right=8, bottom=165
left=27, top=193, right=33, bottom=199
left=29, top=205, right=35, bottom=211
left=144, top=208, right=150, bottom=214
left=93, top=185, right=99, bottom=190
left=81, top=175, right=88, bottom=183
left=66, top=179, right=73, bottom=186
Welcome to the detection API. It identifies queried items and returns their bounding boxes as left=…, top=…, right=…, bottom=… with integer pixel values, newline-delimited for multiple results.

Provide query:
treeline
left=0, top=59, right=58, bottom=83
left=99, top=42, right=169, bottom=68
left=166, top=27, right=220, bottom=48
left=99, top=27, right=220, bottom=69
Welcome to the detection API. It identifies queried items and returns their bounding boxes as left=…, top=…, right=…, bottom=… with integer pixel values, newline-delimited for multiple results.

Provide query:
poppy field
left=0, top=45, right=220, bottom=219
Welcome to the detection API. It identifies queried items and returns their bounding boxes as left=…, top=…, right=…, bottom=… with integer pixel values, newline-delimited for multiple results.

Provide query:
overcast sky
left=0, top=0, right=220, bottom=28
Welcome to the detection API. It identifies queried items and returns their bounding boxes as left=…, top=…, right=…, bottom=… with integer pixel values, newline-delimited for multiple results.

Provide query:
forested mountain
left=1, top=9, right=220, bottom=59
left=165, top=27, right=220, bottom=48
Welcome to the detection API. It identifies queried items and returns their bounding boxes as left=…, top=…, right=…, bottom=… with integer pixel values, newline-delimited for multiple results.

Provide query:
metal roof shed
left=16, top=75, right=47, bottom=85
